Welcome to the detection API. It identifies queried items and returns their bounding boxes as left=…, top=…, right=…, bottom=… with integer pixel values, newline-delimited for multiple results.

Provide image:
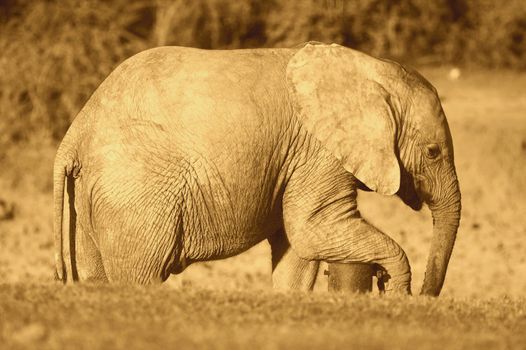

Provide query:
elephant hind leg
left=97, top=220, right=184, bottom=284
left=100, top=243, right=168, bottom=284
left=75, top=226, right=108, bottom=283
left=268, top=230, right=319, bottom=291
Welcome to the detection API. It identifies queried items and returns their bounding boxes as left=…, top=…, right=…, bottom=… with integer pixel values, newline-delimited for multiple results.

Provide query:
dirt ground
left=0, top=67, right=525, bottom=298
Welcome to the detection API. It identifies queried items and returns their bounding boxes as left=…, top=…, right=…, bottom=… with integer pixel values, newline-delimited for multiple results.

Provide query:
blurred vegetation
left=0, top=0, right=525, bottom=149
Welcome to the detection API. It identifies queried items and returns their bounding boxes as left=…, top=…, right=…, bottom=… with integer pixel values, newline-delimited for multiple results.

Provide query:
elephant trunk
left=421, top=173, right=461, bottom=296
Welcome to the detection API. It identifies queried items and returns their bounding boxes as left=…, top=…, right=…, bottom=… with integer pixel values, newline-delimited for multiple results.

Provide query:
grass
left=1, top=284, right=525, bottom=349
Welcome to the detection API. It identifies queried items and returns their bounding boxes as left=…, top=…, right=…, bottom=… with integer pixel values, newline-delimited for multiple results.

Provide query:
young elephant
left=54, top=43, right=461, bottom=295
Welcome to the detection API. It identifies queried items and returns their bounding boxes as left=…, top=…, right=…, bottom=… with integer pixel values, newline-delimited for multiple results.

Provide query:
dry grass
left=1, top=284, right=525, bottom=350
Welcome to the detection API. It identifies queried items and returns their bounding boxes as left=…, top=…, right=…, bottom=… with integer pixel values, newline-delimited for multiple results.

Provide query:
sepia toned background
left=0, top=1, right=525, bottom=347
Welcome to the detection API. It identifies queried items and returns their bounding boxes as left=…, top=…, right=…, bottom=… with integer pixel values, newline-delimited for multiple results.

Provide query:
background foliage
left=0, top=0, right=525, bottom=149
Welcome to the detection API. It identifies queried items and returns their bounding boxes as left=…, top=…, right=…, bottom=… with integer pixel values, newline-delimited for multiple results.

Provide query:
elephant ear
left=286, top=43, right=400, bottom=195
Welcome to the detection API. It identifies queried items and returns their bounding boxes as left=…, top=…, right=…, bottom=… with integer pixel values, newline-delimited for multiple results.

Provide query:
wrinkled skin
left=54, top=43, right=460, bottom=295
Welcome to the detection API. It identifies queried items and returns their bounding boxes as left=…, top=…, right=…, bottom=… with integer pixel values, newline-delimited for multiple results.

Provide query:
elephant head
left=287, top=43, right=461, bottom=296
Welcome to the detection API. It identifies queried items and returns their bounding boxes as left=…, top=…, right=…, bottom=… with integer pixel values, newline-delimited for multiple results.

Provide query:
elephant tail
left=53, top=145, right=80, bottom=283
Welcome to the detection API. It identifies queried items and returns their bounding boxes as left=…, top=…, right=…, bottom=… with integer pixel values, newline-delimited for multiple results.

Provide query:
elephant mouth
left=401, top=191, right=423, bottom=210
left=407, top=196, right=423, bottom=210
left=397, top=173, right=424, bottom=210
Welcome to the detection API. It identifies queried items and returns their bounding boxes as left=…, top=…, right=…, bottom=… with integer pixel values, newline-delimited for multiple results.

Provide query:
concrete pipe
left=325, top=263, right=382, bottom=293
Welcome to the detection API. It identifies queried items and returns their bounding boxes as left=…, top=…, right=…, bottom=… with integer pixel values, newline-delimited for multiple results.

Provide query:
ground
left=1, top=284, right=525, bottom=349
left=0, top=67, right=525, bottom=348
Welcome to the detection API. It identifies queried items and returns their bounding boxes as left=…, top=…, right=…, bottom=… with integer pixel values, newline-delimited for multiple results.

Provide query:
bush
left=265, top=0, right=526, bottom=67
left=0, top=0, right=150, bottom=146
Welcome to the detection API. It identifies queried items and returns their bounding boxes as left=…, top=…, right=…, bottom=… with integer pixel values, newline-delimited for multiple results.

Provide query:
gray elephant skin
left=53, top=43, right=461, bottom=296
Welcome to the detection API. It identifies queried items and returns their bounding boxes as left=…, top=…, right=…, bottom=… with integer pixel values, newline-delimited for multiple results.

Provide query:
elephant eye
left=425, top=144, right=441, bottom=159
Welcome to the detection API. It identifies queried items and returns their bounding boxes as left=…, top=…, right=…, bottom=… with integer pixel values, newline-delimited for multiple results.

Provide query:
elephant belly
left=180, top=179, right=283, bottom=262
left=84, top=154, right=282, bottom=265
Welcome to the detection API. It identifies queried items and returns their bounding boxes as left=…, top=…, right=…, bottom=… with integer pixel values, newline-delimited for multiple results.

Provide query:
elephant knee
left=286, top=231, right=322, bottom=261
left=381, top=238, right=409, bottom=266
left=291, top=244, right=319, bottom=261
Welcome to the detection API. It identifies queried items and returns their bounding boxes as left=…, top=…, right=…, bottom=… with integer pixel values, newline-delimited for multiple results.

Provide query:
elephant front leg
left=282, top=162, right=412, bottom=294
left=286, top=217, right=412, bottom=294
left=268, top=230, right=319, bottom=291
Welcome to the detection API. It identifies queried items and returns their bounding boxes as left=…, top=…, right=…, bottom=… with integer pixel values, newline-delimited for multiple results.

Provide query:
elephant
left=53, top=42, right=461, bottom=296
